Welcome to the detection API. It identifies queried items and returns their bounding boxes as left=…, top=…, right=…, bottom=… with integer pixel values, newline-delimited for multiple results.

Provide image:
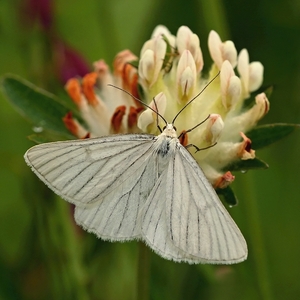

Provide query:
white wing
left=74, top=151, right=158, bottom=240
left=141, top=169, right=204, bottom=263
left=24, top=135, right=155, bottom=205
left=24, top=134, right=158, bottom=240
left=165, top=146, right=247, bottom=264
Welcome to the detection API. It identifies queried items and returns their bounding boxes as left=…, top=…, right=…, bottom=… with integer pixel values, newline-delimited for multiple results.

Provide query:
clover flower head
left=63, top=25, right=269, bottom=190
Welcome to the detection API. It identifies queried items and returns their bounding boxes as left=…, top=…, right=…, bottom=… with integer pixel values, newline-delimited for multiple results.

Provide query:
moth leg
left=186, top=142, right=217, bottom=153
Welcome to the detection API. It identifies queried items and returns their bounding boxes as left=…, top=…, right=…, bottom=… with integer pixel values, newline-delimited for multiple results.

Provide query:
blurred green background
left=1, top=0, right=300, bottom=299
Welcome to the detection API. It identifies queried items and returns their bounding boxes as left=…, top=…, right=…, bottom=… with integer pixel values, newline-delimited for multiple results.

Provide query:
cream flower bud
left=139, top=36, right=167, bottom=87
left=176, top=50, right=197, bottom=103
left=248, top=62, right=264, bottom=92
left=243, top=93, right=269, bottom=128
left=253, top=92, right=270, bottom=119
left=223, top=41, right=237, bottom=68
left=201, top=129, right=255, bottom=170
left=176, top=26, right=203, bottom=72
left=205, top=114, right=224, bottom=144
left=220, top=61, right=241, bottom=110
left=137, top=92, right=167, bottom=133
left=152, top=25, right=176, bottom=48
left=139, top=49, right=156, bottom=85
left=208, top=30, right=237, bottom=69
left=152, top=25, right=171, bottom=38
left=238, top=49, right=264, bottom=96
left=224, top=93, right=270, bottom=140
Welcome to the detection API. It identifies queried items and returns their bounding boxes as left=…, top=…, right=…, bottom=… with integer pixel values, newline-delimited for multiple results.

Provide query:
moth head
left=162, top=123, right=178, bottom=138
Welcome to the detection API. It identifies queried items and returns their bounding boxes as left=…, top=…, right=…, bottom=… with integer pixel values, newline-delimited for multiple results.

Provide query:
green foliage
left=225, top=157, right=269, bottom=172
left=217, top=186, right=238, bottom=207
left=246, top=123, right=299, bottom=149
left=1, top=75, right=74, bottom=140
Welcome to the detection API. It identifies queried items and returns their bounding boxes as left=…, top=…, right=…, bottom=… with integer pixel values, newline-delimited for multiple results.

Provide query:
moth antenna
left=152, top=97, right=162, bottom=133
left=108, top=84, right=168, bottom=126
left=177, top=115, right=210, bottom=139
left=172, top=72, right=220, bottom=125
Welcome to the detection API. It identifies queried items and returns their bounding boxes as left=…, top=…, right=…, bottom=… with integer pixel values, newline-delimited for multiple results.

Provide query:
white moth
left=24, top=81, right=247, bottom=264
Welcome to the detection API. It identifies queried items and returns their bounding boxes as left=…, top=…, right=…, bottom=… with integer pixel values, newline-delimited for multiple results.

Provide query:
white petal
left=227, top=76, right=241, bottom=107
left=205, top=114, right=224, bottom=143
left=137, top=92, right=167, bottom=133
left=151, top=25, right=172, bottom=38
left=151, top=25, right=176, bottom=48
left=139, top=36, right=167, bottom=87
left=208, top=30, right=223, bottom=69
left=177, top=26, right=194, bottom=53
left=177, top=26, right=203, bottom=72
left=222, top=41, right=237, bottom=68
left=138, top=49, right=155, bottom=83
left=249, top=62, right=264, bottom=92
left=220, top=61, right=234, bottom=108
left=137, top=109, right=155, bottom=133
left=176, top=50, right=197, bottom=102
left=237, top=49, right=249, bottom=93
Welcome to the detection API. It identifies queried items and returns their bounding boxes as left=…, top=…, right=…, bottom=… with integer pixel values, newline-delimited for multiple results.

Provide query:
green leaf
left=1, top=74, right=74, bottom=139
left=246, top=123, right=300, bottom=149
left=256, top=84, right=273, bottom=98
left=217, top=186, right=238, bottom=207
left=224, top=157, right=269, bottom=172
left=263, top=85, right=273, bottom=98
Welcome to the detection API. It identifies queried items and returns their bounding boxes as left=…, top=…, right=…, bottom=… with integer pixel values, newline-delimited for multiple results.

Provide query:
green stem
left=137, top=242, right=151, bottom=300
left=238, top=174, right=273, bottom=300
